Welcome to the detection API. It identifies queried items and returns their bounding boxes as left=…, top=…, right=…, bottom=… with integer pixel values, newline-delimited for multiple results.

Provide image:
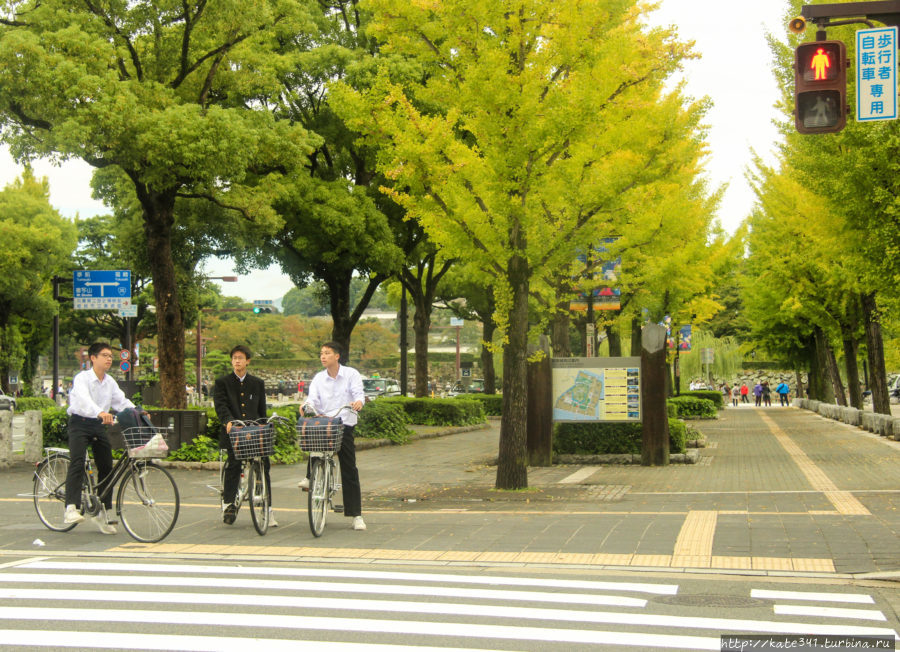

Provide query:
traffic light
left=794, top=40, right=847, bottom=134
left=252, top=300, right=275, bottom=314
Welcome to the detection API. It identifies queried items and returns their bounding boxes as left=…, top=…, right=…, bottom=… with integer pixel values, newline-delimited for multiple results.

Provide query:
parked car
left=363, top=377, right=402, bottom=402
left=0, top=391, right=16, bottom=411
left=448, top=378, right=485, bottom=397
left=862, top=375, right=900, bottom=404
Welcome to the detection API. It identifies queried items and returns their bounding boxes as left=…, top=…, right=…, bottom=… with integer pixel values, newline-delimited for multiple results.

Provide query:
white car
left=0, top=391, right=16, bottom=411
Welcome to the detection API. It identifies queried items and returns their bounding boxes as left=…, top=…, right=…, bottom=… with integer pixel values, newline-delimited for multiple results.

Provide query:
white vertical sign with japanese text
left=857, top=26, right=898, bottom=122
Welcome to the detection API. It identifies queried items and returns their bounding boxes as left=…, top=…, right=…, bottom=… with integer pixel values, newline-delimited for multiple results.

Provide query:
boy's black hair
left=87, top=342, right=112, bottom=358
left=230, top=344, right=252, bottom=359
left=321, top=341, right=342, bottom=357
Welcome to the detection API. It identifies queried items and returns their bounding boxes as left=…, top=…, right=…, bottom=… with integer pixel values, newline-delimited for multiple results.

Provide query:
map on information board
left=552, top=357, right=641, bottom=422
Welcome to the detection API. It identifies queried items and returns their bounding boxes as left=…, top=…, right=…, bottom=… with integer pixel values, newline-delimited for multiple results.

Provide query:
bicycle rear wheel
left=34, top=453, right=76, bottom=532
left=117, top=461, right=180, bottom=543
left=308, top=457, right=328, bottom=537
left=248, top=460, right=269, bottom=536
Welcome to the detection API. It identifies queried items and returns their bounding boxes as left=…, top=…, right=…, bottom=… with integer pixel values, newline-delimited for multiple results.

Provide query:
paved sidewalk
left=1, top=407, right=898, bottom=577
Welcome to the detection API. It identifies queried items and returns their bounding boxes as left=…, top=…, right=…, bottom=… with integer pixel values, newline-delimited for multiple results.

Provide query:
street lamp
left=196, top=276, right=238, bottom=401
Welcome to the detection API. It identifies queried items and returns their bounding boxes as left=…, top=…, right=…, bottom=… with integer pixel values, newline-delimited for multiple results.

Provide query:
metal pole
left=52, top=276, right=61, bottom=401
left=399, top=286, right=408, bottom=395
left=124, top=317, right=132, bottom=381
left=455, top=326, right=461, bottom=380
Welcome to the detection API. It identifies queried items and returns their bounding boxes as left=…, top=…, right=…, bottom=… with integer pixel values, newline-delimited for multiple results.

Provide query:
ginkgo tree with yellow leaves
left=334, top=0, right=714, bottom=488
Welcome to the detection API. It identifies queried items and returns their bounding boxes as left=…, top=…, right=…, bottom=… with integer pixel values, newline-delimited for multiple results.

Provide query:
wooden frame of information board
left=551, top=357, right=641, bottom=423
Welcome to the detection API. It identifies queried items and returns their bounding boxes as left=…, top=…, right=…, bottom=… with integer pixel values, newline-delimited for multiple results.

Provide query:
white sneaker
left=64, top=505, right=84, bottom=524
left=92, top=515, right=117, bottom=535
left=269, top=508, right=278, bottom=527
left=352, top=516, right=366, bottom=531
left=298, top=477, right=309, bottom=491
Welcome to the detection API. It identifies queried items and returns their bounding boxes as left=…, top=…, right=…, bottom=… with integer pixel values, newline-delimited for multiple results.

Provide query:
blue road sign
left=857, top=26, right=898, bottom=122
left=73, top=270, right=131, bottom=310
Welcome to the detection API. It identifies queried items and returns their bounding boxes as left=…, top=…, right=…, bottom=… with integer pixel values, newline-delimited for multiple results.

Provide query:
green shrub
left=16, top=397, right=56, bottom=413
left=167, top=434, right=222, bottom=463
left=268, top=406, right=304, bottom=464
left=667, top=396, right=716, bottom=419
left=668, top=418, right=687, bottom=453
left=680, top=390, right=723, bottom=408
left=454, top=393, right=502, bottom=416
left=41, top=407, right=69, bottom=447
left=356, top=400, right=413, bottom=443
left=553, top=418, right=689, bottom=455
left=382, top=396, right=486, bottom=426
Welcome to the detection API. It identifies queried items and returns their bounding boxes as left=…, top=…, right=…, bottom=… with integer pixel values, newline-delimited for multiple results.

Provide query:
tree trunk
left=824, top=337, right=846, bottom=406
left=137, top=187, right=186, bottom=409
left=809, top=327, right=833, bottom=403
left=607, top=325, right=621, bottom=357
left=496, top=253, right=529, bottom=490
left=861, top=292, right=891, bottom=415
left=841, top=328, right=862, bottom=409
left=481, top=318, right=497, bottom=394
left=326, top=271, right=354, bottom=363
left=412, top=295, right=430, bottom=397
left=630, top=316, right=642, bottom=356
left=795, top=370, right=805, bottom=399
left=550, top=302, right=571, bottom=357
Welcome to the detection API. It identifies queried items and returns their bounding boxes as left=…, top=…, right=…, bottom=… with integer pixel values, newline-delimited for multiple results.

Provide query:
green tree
left=0, top=0, right=319, bottom=407
left=0, top=170, right=77, bottom=392
left=335, top=0, right=701, bottom=487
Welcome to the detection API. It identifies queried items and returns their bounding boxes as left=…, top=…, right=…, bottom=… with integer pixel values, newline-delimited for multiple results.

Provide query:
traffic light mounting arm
left=801, top=1, right=900, bottom=30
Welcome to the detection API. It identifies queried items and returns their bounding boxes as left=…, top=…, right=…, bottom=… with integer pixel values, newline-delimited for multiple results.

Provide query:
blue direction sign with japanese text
left=857, top=27, right=898, bottom=122
left=73, top=270, right=131, bottom=310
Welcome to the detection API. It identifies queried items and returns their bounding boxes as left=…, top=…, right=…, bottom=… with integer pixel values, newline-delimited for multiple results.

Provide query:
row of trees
left=0, top=0, right=732, bottom=489
left=743, top=0, right=899, bottom=415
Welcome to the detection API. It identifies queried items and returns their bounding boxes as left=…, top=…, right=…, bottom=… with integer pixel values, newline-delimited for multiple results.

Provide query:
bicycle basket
left=296, top=417, right=343, bottom=452
left=122, top=427, right=170, bottom=459
left=229, top=422, right=275, bottom=460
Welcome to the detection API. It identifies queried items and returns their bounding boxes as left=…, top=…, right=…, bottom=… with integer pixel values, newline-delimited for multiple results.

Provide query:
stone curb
left=155, top=423, right=492, bottom=470
left=556, top=449, right=699, bottom=465
left=792, top=398, right=900, bottom=441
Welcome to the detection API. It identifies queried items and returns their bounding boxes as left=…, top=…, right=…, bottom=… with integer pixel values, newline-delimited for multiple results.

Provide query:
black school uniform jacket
left=213, top=372, right=267, bottom=446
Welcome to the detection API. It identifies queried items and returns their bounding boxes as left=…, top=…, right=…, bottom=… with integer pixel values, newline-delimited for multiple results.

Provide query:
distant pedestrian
left=731, top=384, right=741, bottom=407
left=740, top=383, right=749, bottom=403
left=762, top=381, right=772, bottom=407
left=721, top=383, right=730, bottom=405
left=775, top=381, right=790, bottom=406
left=753, top=382, right=763, bottom=407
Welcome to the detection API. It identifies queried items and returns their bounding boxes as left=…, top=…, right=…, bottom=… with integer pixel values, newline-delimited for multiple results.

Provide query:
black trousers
left=65, top=415, right=113, bottom=509
left=222, top=434, right=272, bottom=506
left=305, top=425, right=362, bottom=517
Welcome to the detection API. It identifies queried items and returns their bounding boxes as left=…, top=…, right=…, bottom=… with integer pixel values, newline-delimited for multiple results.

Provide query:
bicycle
left=296, top=404, right=354, bottom=537
left=30, top=424, right=180, bottom=543
left=214, top=416, right=282, bottom=536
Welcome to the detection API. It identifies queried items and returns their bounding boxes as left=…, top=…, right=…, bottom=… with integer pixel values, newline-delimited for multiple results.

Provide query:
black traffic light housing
left=794, top=40, right=848, bottom=134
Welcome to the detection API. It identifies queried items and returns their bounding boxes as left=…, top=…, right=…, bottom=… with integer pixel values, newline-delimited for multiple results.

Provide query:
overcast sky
left=1, top=0, right=789, bottom=302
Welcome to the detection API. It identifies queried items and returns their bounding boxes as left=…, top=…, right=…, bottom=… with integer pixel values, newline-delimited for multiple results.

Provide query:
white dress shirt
left=67, top=368, right=135, bottom=418
left=307, top=364, right=364, bottom=426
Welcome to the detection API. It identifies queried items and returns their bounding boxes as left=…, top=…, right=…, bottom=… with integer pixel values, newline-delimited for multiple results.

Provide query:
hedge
left=553, top=418, right=688, bottom=456
left=667, top=396, right=717, bottom=419
left=15, top=397, right=56, bottom=413
left=356, top=400, right=414, bottom=443
left=679, top=390, right=723, bottom=409
left=379, top=396, right=487, bottom=426
left=453, top=393, right=502, bottom=416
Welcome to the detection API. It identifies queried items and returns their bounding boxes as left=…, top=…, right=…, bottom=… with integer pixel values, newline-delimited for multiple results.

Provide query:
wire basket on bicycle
left=296, top=417, right=343, bottom=452
left=229, top=420, right=275, bottom=460
left=122, top=426, right=170, bottom=458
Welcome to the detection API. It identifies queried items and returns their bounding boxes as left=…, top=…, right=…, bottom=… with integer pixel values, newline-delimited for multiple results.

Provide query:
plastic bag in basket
left=130, top=432, right=168, bottom=458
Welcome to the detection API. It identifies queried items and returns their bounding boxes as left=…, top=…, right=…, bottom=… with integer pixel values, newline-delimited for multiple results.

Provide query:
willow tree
left=335, top=0, right=701, bottom=488
left=0, top=0, right=318, bottom=407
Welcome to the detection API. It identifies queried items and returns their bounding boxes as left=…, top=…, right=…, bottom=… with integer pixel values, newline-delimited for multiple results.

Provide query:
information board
left=552, top=357, right=641, bottom=423
left=73, top=270, right=131, bottom=310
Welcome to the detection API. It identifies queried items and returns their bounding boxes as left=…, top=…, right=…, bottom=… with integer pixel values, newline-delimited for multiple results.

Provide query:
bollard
left=0, top=410, right=11, bottom=468
left=24, top=410, right=43, bottom=464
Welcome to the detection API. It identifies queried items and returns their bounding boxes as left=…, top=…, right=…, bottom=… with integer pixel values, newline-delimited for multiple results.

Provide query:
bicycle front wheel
left=248, top=460, right=269, bottom=536
left=117, top=461, right=180, bottom=543
left=34, top=453, right=76, bottom=532
left=308, top=457, right=328, bottom=537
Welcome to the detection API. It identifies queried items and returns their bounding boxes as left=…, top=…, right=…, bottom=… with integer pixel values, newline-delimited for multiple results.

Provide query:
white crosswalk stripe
left=0, top=560, right=895, bottom=650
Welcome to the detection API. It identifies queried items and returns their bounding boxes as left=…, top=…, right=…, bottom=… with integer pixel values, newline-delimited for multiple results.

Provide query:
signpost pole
left=641, top=324, right=669, bottom=466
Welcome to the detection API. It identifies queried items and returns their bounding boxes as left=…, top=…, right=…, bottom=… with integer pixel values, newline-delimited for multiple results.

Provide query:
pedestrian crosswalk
left=0, top=559, right=895, bottom=650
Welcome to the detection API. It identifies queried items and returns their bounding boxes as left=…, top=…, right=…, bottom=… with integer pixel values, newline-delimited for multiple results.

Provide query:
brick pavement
left=1, top=405, right=898, bottom=576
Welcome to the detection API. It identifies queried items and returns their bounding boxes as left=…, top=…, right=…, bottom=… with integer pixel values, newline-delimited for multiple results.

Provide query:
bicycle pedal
left=332, top=504, right=344, bottom=513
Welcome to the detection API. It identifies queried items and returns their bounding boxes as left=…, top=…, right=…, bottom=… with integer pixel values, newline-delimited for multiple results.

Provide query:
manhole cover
left=653, top=594, right=766, bottom=608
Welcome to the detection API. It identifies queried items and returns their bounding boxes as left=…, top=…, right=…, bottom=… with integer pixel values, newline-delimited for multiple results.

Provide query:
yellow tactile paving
left=474, top=551, right=521, bottom=562
left=752, top=557, right=794, bottom=571
left=630, top=554, right=673, bottom=567
left=759, top=413, right=871, bottom=516
left=435, top=550, right=481, bottom=561
left=791, top=558, right=835, bottom=572
left=671, top=555, right=712, bottom=568
left=673, top=511, right=717, bottom=557
left=711, top=556, right=752, bottom=569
